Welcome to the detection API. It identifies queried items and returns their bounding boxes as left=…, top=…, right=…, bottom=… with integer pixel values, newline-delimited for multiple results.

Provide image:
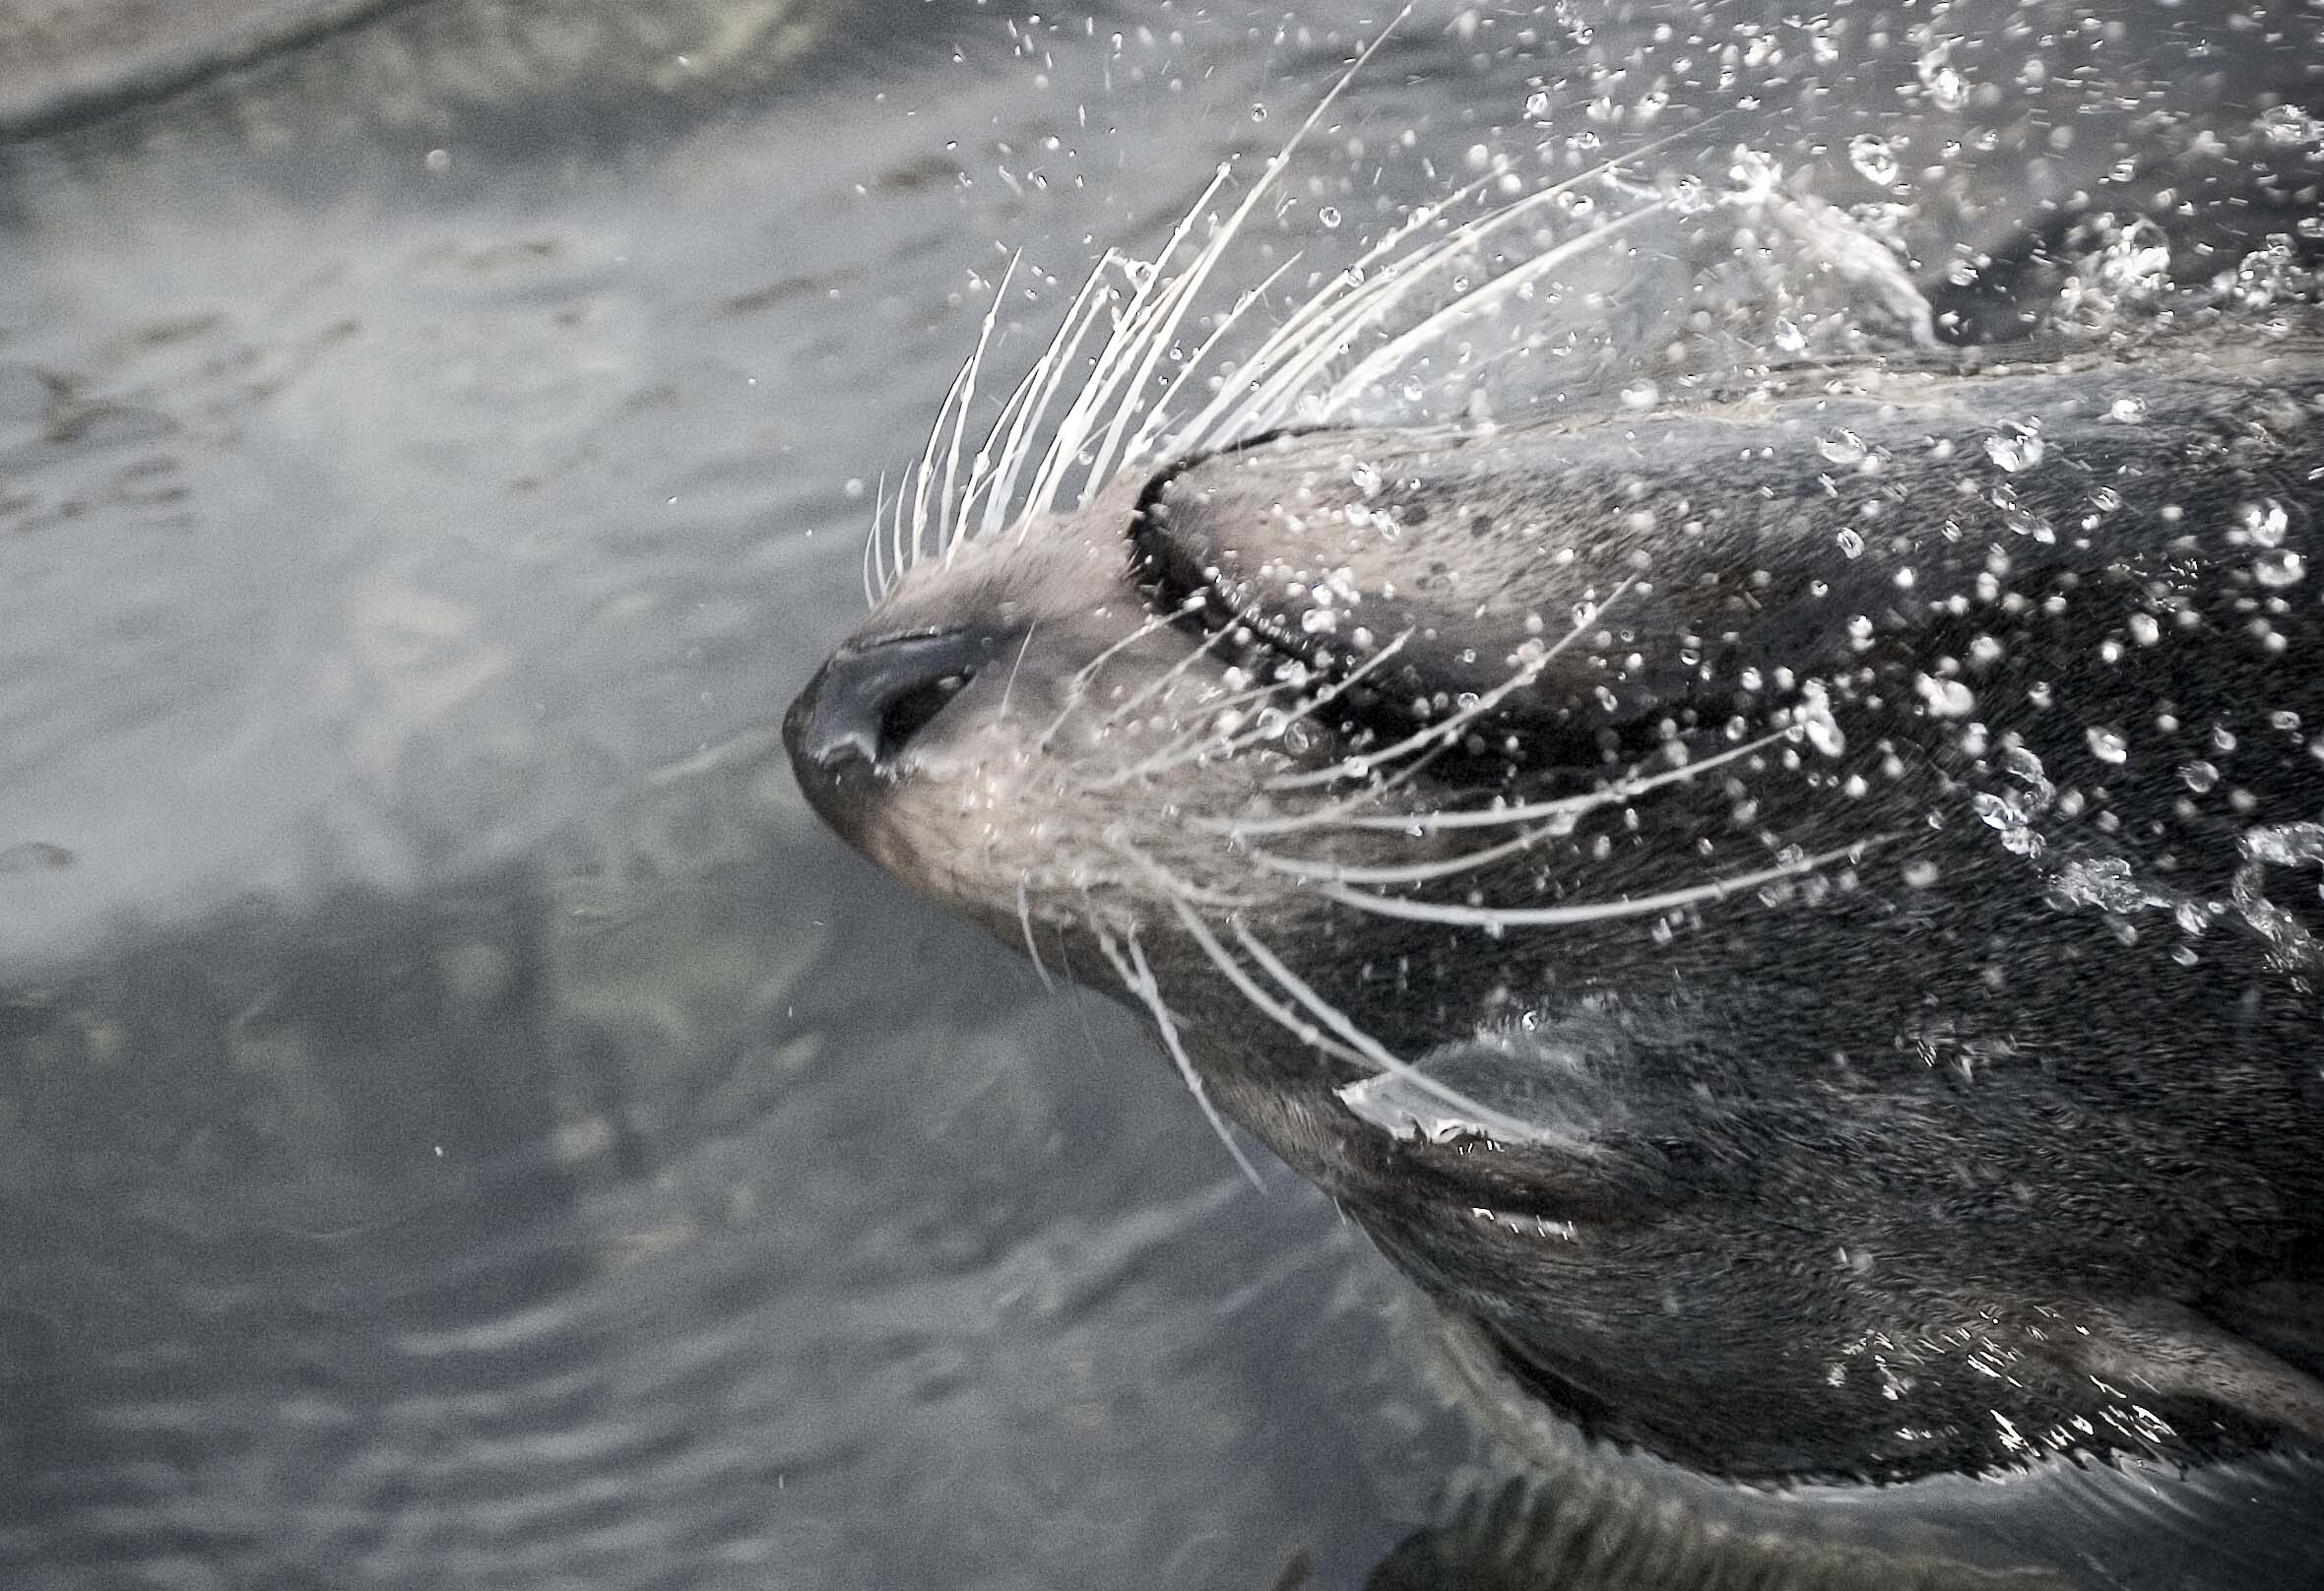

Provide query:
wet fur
left=785, top=65, right=2324, bottom=1498
left=794, top=309, right=2324, bottom=1486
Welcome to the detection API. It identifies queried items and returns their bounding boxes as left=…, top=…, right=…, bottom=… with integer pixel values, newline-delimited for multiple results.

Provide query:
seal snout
left=784, top=625, right=1005, bottom=838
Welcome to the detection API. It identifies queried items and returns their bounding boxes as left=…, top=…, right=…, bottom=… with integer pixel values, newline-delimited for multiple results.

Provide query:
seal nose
left=783, top=627, right=1001, bottom=780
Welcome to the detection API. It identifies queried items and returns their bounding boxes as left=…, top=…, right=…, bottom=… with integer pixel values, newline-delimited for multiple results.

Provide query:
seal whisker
left=1318, top=837, right=1893, bottom=928
left=937, top=253, right=1019, bottom=564
left=1178, top=116, right=1725, bottom=452
left=863, top=468, right=889, bottom=606
left=998, top=623, right=1039, bottom=721
left=1077, top=170, right=1240, bottom=504
left=1258, top=584, right=1630, bottom=796
left=1121, top=251, right=1304, bottom=472
left=1326, top=728, right=1792, bottom=836
left=1088, top=669, right=1351, bottom=782
left=1093, top=621, right=1233, bottom=731
left=1038, top=603, right=1201, bottom=747
left=1024, top=172, right=1231, bottom=519
left=1105, top=837, right=1271, bottom=911
left=955, top=339, right=1055, bottom=543
left=1017, top=874, right=1058, bottom=994
left=1201, top=185, right=1640, bottom=443
left=1227, top=918, right=1563, bottom=1144
left=1098, top=926, right=1267, bottom=1190
left=1103, top=628, right=1425, bottom=787
left=1134, top=872, right=1562, bottom=1145
left=909, top=333, right=984, bottom=573
left=1103, top=668, right=1368, bottom=788
left=1204, top=743, right=1452, bottom=839
left=1319, top=197, right=1670, bottom=419
left=1250, top=818, right=1580, bottom=887
left=1080, top=0, right=1402, bottom=501
left=980, top=250, right=1123, bottom=537
left=1101, top=622, right=1412, bottom=755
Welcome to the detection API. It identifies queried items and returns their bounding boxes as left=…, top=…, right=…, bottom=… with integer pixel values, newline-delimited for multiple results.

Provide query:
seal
left=783, top=69, right=2324, bottom=1502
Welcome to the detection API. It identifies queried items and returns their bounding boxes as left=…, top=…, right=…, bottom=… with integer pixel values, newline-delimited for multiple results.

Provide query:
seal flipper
left=1333, top=1012, right=1730, bottom=1226
left=2058, top=1299, right=2324, bottom=1447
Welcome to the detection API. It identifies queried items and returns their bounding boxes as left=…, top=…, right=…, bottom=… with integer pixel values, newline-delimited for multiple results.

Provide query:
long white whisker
left=911, top=339, right=980, bottom=571
left=1083, top=2, right=1401, bottom=498
left=998, top=623, right=1038, bottom=720
left=982, top=254, right=1123, bottom=536
left=1027, top=168, right=1231, bottom=518
left=1100, top=630, right=1414, bottom=788
left=1121, top=251, right=1303, bottom=471
left=1168, top=185, right=1494, bottom=454
left=1318, top=199, right=1668, bottom=419
left=1228, top=918, right=1564, bottom=1145
left=938, top=253, right=1019, bottom=561
left=1108, top=837, right=1272, bottom=910
left=1191, top=118, right=1720, bottom=451
left=1037, top=601, right=1204, bottom=747
left=956, top=345, right=1047, bottom=537
left=1328, top=728, right=1791, bottom=834
left=863, top=470, right=888, bottom=607
left=1097, top=623, right=1231, bottom=730
left=1017, top=875, right=1057, bottom=994
left=1319, top=837, right=1893, bottom=927
left=1099, top=928, right=1266, bottom=1190
left=1259, top=581, right=1632, bottom=796
left=1043, top=6, right=1411, bottom=511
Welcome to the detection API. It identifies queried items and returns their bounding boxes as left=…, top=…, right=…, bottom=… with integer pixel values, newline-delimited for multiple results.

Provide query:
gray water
left=1, top=2, right=2319, bottom=1587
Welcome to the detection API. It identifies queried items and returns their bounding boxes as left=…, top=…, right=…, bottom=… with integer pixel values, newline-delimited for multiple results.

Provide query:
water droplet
left=2181, top=761, right=2221, bottom=794
left=1251, top=102, right=1268, bottom=122
left=1351, top=461, right=1381, bottom=496
left=2255, top=549, right=2306, bottom=588
left=2108, top=397, right=2147, bottom=423
left=1918, top=52, right=1969, bottom=110
left=2241, top=499, right=2292, bottom=547
left=1837, top=528, right=1866, bottom=558
left=1819, top=429, right=1869, bottom=466
left=1983, top=426, right=2044, bottom=472
left=1621, top=380, right=1660, bottom=410
left=1524, top=90, right=1552, bottom=120
left=1848, top=134, right=1900, bottom=186
left=1318, top=205, right=1342, bottom=228
left=1919, top=676, right=1976, bottom=718
left=2257, top=104, right=2324, bottom=146
left=2086, top=726, right=2129, bottom=764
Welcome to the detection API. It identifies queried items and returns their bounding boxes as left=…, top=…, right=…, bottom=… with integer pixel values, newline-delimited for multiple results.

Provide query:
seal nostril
left=784, top=627, right=1005, bottom=778
left=874, top=669, right=974, bottom=763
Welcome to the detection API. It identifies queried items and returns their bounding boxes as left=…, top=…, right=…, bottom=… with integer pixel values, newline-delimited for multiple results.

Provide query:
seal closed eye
left=784, top=67, right=2324, bottom=1522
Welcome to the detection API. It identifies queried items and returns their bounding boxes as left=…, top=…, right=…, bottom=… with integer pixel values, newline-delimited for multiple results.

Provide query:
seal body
left=785, top=175, right=2324, bottom=1488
